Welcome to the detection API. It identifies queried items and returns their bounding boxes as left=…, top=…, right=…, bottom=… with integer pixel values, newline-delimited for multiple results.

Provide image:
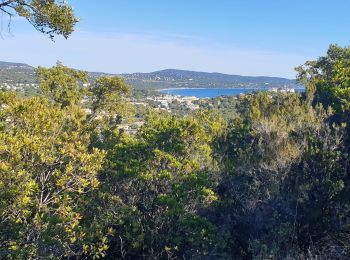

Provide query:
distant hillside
left=0, top=61, right=36, bottom=84
left=0, top=61, right=34, bottom=70
left=0, top=61, right=298, bottom=89
left=122, top=69, right=297, bottom=89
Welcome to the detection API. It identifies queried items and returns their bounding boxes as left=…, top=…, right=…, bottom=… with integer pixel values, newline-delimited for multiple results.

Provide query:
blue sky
left=1, top=0, right=350, bottom=78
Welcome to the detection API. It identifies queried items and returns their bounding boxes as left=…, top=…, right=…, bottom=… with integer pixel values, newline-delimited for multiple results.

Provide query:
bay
left=159, top=87, right=304, bottom=98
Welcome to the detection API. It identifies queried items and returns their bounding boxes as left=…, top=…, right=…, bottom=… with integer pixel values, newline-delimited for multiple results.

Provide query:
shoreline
left=157, top=86, right=305, bottom=92
left=157, top=87, right=270, bottom=92
left=157, top=87, right=207, bottom=91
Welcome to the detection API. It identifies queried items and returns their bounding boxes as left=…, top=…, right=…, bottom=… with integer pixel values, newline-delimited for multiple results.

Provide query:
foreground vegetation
left=1, top=3, right=350, bottom=258
left=0, top=45, right=350, bottom=259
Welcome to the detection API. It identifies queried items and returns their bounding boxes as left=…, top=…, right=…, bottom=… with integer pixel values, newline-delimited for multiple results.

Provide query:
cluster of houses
left=1, top=82, right=39, bottom=91
left=145, top=94, right=200, bottom=110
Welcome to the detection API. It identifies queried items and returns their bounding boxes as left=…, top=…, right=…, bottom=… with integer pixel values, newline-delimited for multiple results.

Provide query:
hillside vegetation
left=1, top=45, right=350, bottom=259
left=0, top=61, right=36, bottom=84
left=0, top=61, right=297, bottom=89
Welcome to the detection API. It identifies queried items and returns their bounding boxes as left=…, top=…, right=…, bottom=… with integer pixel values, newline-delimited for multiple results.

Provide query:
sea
left=159, top=87, right=304, bottom=98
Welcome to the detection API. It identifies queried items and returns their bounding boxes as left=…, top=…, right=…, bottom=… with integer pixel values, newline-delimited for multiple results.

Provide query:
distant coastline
left=158, top=87, right=268, bottom=98
left=158, top=86, right=304, bottom=98
left=157, top=86, right=268, bottom=92
left=158, top=87, right=208, bottom=91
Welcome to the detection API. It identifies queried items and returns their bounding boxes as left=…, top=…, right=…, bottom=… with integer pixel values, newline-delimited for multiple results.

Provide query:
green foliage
left=1, top=0, right=77, bottom=39
left=296, top=44, right=350, bottom=122
left=213, top=91, right=349, bottom=259
left=2, top=45, right=350, bottom=259
left=88, top=76, right=133, bottom=128
left=37, top=63, right=133, bottom=127
left=37, top=62, right=88, bottom=108
left=227, top=92, right=330, bottom=173
left=98, top=111, right=225, bottom=258
left=0, top=91, right=106, bottom=259
left=0, top=63, right=134, bottom=259
left=199, top=95, right=240, bottom=120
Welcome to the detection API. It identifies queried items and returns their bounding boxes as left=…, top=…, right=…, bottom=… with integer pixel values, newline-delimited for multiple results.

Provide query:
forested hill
left=0, top=61, right=297, bottom=89
left=122, top=69, right=297, bottom=89
left=0, top=61, right=36, bottom=83
left=0, top=61, right=34, bottom=69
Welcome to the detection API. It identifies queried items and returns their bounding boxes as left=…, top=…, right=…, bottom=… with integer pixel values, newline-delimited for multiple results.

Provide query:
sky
left=1, top=0, right=350, bottom=78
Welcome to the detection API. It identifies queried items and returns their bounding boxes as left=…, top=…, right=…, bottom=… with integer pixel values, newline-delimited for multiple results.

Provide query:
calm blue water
left=159, top=88, right=304, bottom=98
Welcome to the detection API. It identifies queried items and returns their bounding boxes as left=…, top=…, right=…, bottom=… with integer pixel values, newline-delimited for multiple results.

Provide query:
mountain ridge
left=0, top=61, right=298, bottom=89
left=126, top=68, right=294, bottom=80
left=0, top=61, right=34, bottom=70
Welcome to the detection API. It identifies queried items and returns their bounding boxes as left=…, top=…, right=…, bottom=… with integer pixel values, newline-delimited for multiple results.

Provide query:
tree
left=0, top=91, right=109, bottom=259
left=213, top=92, right=347, bottom=259
left=0, top=62, right=137, bottom=259
left=37, top=62, right=88, bottom=108
left=88, top=76, right=132, bottom=127
left=99, top=111, right=225, bottom=259
left=296, top=44, right=350, bottom=123
left=294, top=44, right=350, bottom=258
left=0, top=0, right=77, bottom=39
